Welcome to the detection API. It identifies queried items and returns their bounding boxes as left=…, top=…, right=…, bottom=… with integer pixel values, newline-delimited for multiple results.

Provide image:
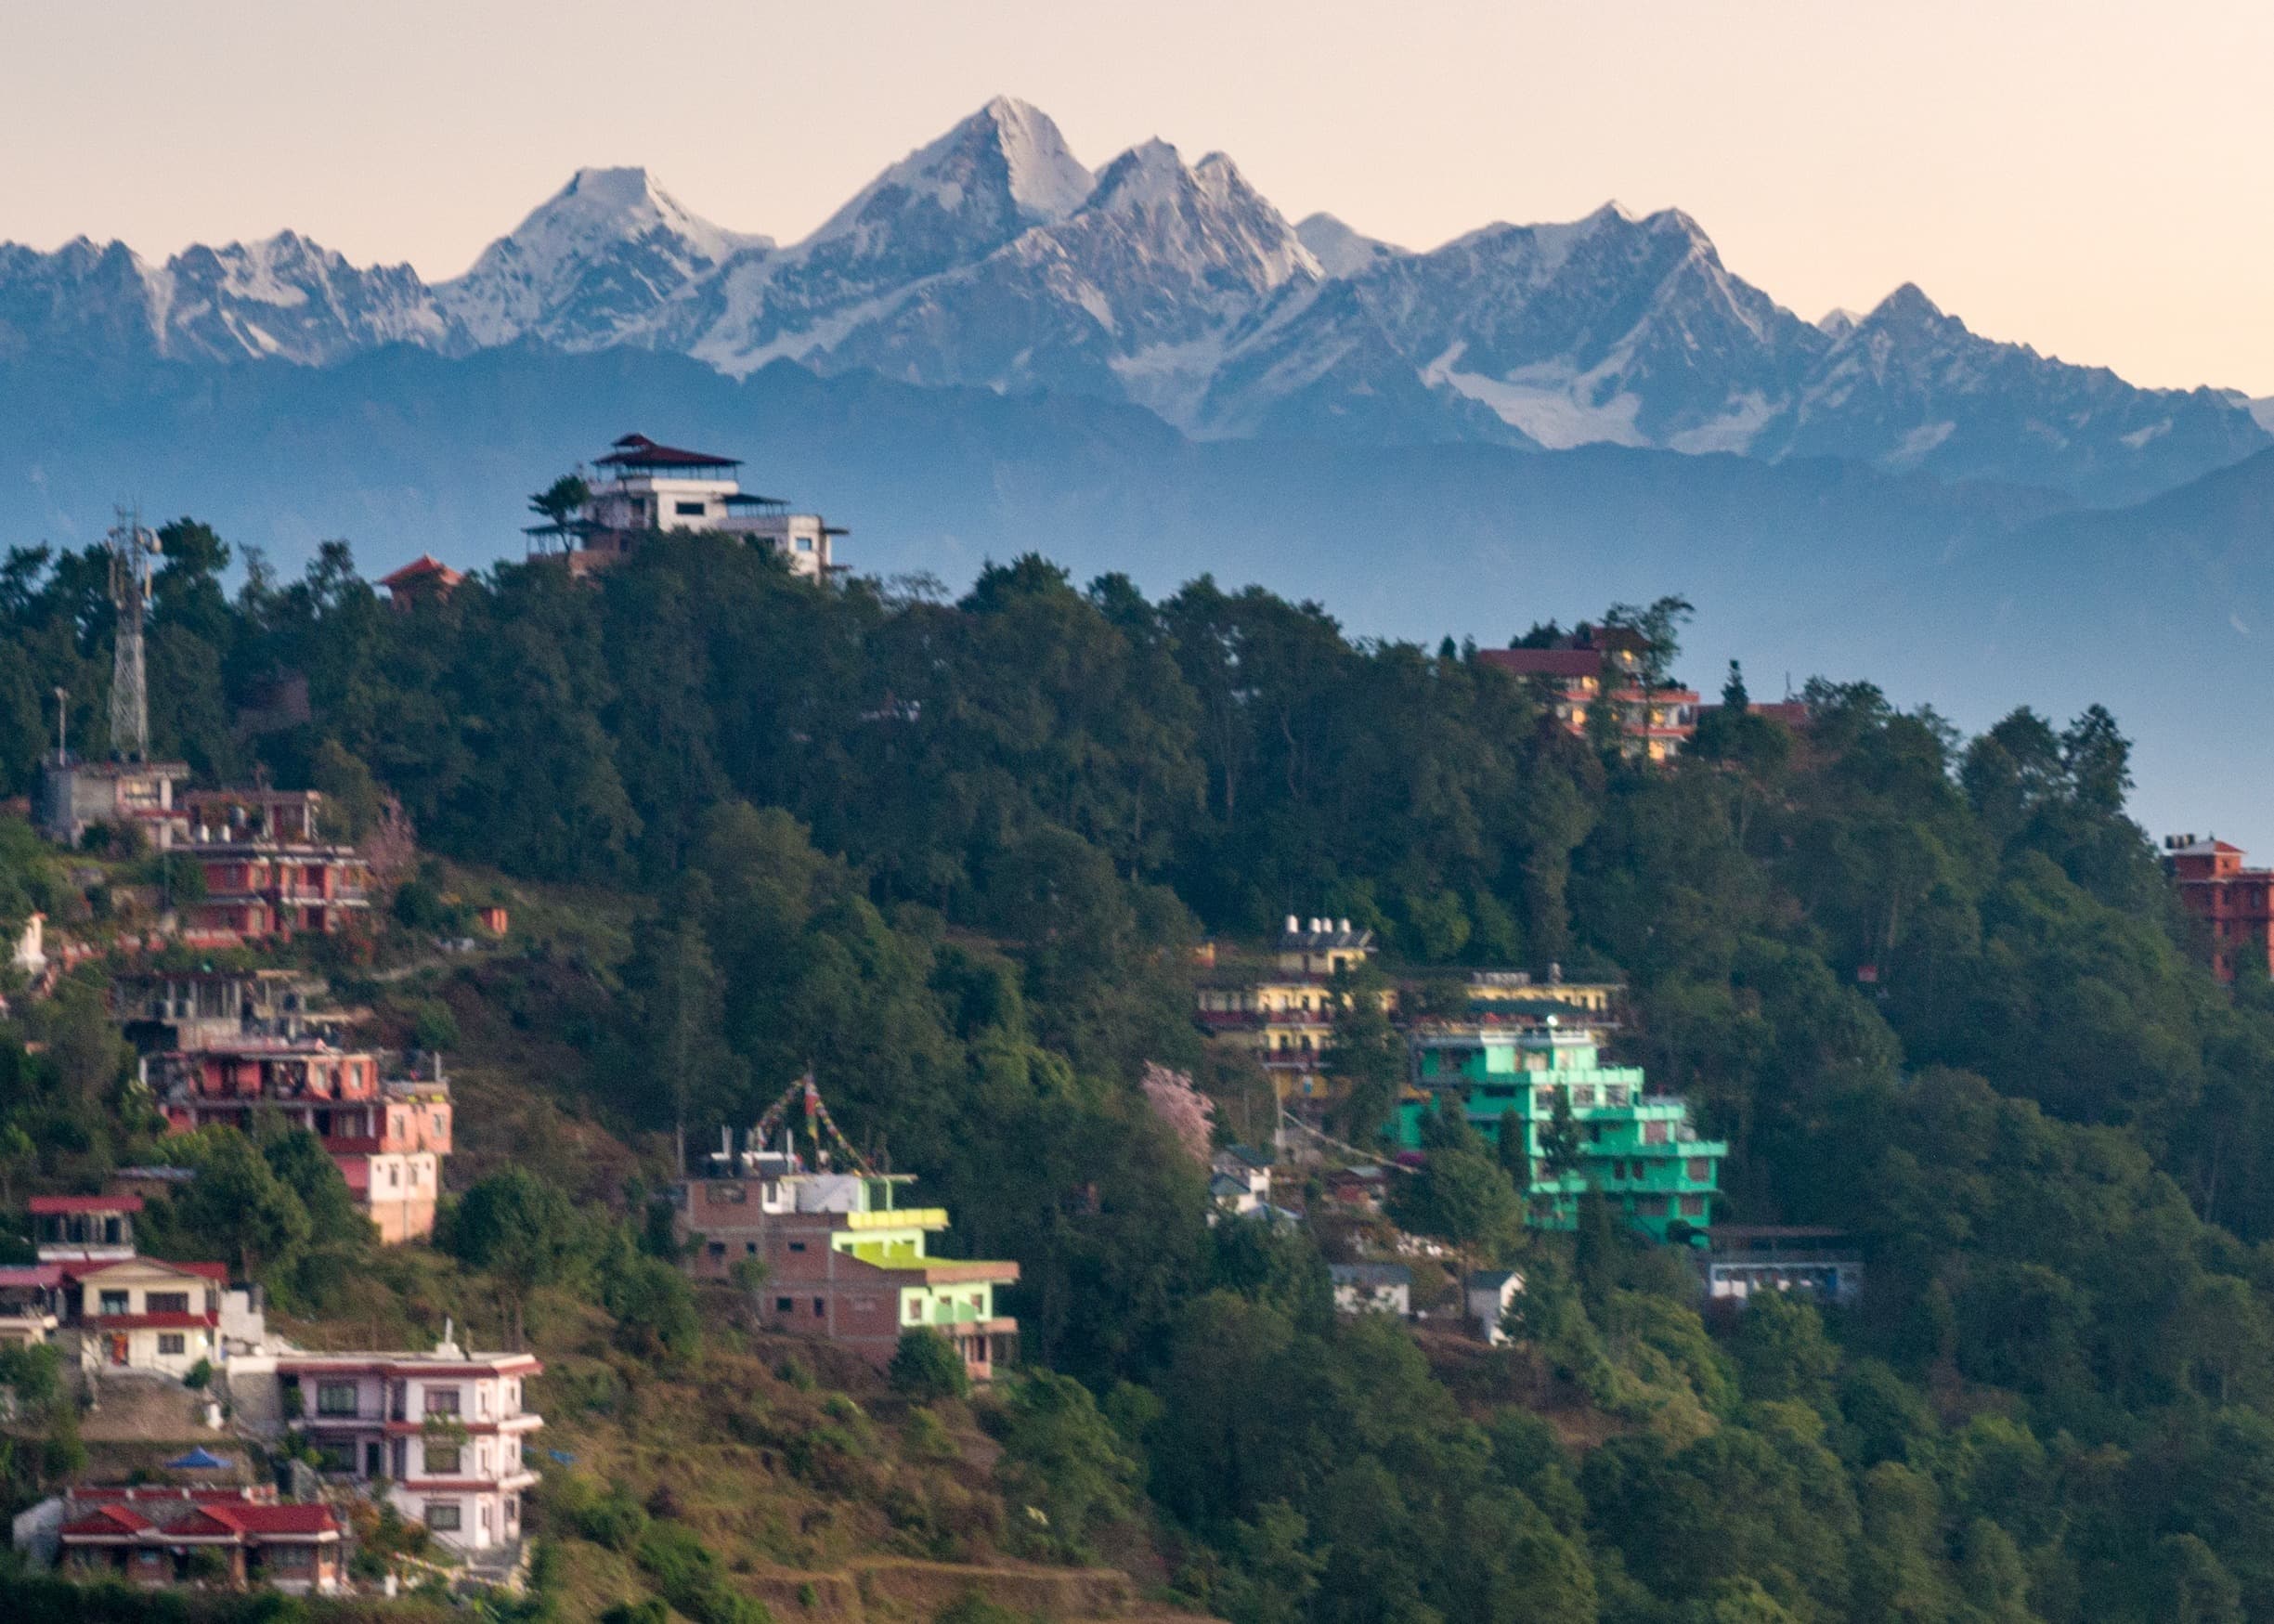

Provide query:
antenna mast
left=106, top=507, right=160, bottom=761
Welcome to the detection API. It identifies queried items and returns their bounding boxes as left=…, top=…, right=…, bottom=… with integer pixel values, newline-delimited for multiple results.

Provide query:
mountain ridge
left=0, top=95, right=2265, bottom=504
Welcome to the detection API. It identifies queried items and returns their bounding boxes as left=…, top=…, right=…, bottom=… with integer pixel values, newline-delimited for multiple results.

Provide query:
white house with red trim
left=272, top=1341, right=541, bottom=1555
left=66, top=1257, right=229, bottom=1378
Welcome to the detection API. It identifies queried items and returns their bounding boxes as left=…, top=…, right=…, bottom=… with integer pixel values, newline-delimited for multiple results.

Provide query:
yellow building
left=1196, top=918, right=1396, bottom=1103
left=1465, top=969, right=1620, bottom=1021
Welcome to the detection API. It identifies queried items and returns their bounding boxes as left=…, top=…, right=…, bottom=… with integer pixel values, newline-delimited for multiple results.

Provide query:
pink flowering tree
left=1140, top=1062, right=1215, bottom=1164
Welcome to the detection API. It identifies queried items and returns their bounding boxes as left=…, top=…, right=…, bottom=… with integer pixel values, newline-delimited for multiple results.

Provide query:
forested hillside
left=7, top=526, right=2274, bottom=1624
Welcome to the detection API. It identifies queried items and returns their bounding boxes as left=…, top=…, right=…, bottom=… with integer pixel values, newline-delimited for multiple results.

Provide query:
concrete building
left=1329, top=1262, right=1412, bottom=1317
left=1699, top=1227, right=1865, bottom=1316
left=1464, top=968, right=1620, bottom=1022
left=177, top=789, right=372, bottom=941
left=146, top=1044, right=452, bottom=1242
left=64, top=1256, right=229, bottom=1378
left=49, top=1487, right=344, bottom=1593
left=272, top=1343, right=539, bottom=1558
left=542, top=434, right=844, bottom=581
left=2164, top=836, right=2274, bottom=982
left=112, top=967, right=342, bottom=1052
left=1397, top=1020, right=1727, bottom=1243
left=675, top=1125, right=1020, bottom=1382
left=30, top=1193, right=143, bottom=1265
left=1477, top=624, right=1699, bottom=761
left=1194, top=917, right=1396, bottom=1106
left=36, top=755, right=190, bottom=850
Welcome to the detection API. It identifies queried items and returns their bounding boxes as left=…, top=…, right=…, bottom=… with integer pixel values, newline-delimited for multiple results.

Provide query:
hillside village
left=3, top=442, right=2273, bottom=1624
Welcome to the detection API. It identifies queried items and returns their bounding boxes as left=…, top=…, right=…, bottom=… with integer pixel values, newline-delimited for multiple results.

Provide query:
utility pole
left=51, top=685, right=69, bottom=762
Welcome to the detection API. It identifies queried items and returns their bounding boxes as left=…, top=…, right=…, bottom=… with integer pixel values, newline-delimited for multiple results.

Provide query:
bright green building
left=1394, top=1021, right=1725, bottom=1242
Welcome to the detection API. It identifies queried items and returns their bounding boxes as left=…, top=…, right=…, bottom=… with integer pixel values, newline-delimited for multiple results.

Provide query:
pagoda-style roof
left=377, top=553, right=463, bottom=593
left=596, top=433, right=741, bottom=473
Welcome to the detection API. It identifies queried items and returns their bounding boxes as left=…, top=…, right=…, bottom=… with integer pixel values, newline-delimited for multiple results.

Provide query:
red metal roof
left=597, top=432, right=740, bottom=470
left=0, top=1265, right=65, bottom=1287
left=29, top=1194, right=144, bottom=1215
left=65, top=1258, right=227, bottom=1283
left=60, top=1506, right=154, bottom=1538
left=205, top=1502, right=342, bottom=1537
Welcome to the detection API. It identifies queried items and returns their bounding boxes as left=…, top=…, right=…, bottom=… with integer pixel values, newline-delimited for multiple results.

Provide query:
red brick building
left=2166, top=836, right=2274, bottom=982
left=677, top=1153, right=1020, bottom=1381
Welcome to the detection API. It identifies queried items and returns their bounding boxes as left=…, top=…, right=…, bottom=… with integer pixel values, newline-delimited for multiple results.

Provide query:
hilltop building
left=270, top=1342, right=540, bottom=1557
left=1477, top=624, right=1699, bottom=760
left=1194, top=917, right=1396, bottom=1105
left=2164, top=835, right=2274, bottom=982
left=674, top=1082, right=1020, bottom=1381
left=535, top=434, right=844, bottom=581
left=145, top=1044, right=452, bottom=1242
left=375, top=554, right=464, bottom=611
left=177, top=789, right=372, bottom=941
left=1397, top=1020, right=1725, bottom=1242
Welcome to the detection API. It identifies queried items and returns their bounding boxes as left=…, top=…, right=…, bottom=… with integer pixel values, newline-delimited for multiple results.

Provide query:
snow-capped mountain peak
left=436, top=166, right=763, bottom=350
left=809, top=97, right=1093, bottom=252
left=1296, top=214, right=1402, bottom=279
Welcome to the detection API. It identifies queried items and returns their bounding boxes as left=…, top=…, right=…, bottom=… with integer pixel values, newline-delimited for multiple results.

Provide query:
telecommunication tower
left=106, top=508, right=161, bottom=761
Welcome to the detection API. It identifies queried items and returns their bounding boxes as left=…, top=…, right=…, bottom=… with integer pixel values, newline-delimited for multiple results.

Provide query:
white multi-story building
left=274, top=1341, right=541, bottom=1556
left=546, top=433, right=843, bottom=581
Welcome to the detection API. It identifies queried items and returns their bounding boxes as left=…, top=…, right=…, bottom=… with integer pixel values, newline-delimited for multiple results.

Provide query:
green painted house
left=1394, top=1021, right=1725, bottom=1242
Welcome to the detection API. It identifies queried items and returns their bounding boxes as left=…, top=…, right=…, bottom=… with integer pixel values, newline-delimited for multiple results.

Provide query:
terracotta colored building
left=2166, top=836, right=2274, bottom=982
left=57, top=1487, right=344, bottom=1593
left=177, top=788, right=372, bottom=941
left=146, top=1044, right=452, bottom=1241
left=376, top=554, right=465, bottom=611
left=1477, top=624, right=1699, bottom=760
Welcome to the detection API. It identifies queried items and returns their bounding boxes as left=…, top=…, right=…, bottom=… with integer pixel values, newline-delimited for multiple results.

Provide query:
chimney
left=1338, top=917, right=1352, bottom=935
left=1285, top=914, right=1299, bottom=935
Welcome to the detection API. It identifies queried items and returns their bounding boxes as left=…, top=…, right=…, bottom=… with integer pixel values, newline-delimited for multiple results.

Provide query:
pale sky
left=5, top=0, right=2270, bottom=394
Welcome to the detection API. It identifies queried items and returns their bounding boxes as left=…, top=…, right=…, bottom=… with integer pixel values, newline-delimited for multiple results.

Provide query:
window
left=675, top=500, right=707, bottom=516
left=158, top=1333, right=187, bottom=1356
left=707, top=1241, right=726, bottom=1258
left=708, top=1183, right=747, bottom=1205
left=268, top=1543, right=313, bottom=1570
left=796, top=537, right=813, bottom=552
left=315, top=1440, right=356, bottom=1473
left=1685, top=1158, right=1711, bottom=1181
left=745, top=1241, right=759, bottom=1255
left=147, top=1292, right=189, bottom=1315
left=423, top=1386, right=461, bottom=1416
left=98, top=1291, right=129, bottom=1316
left=425, top=1444, right=461, bottom=1475
left=318, top=1381, right=359, bottom=1416
left=424, top=1502, right=462, bottom=1532
left=813, top=1297, right=826, bottom=1317
left=774, top=1297, right=794, bottom=1314
left=787, top=1240, right=807, bottom=1253
left=1680, top=1195, right=1707, bottom=1218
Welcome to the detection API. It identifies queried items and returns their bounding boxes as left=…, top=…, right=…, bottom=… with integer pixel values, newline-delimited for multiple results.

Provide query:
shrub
left=890, top=1328, right=970, bottom=1404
